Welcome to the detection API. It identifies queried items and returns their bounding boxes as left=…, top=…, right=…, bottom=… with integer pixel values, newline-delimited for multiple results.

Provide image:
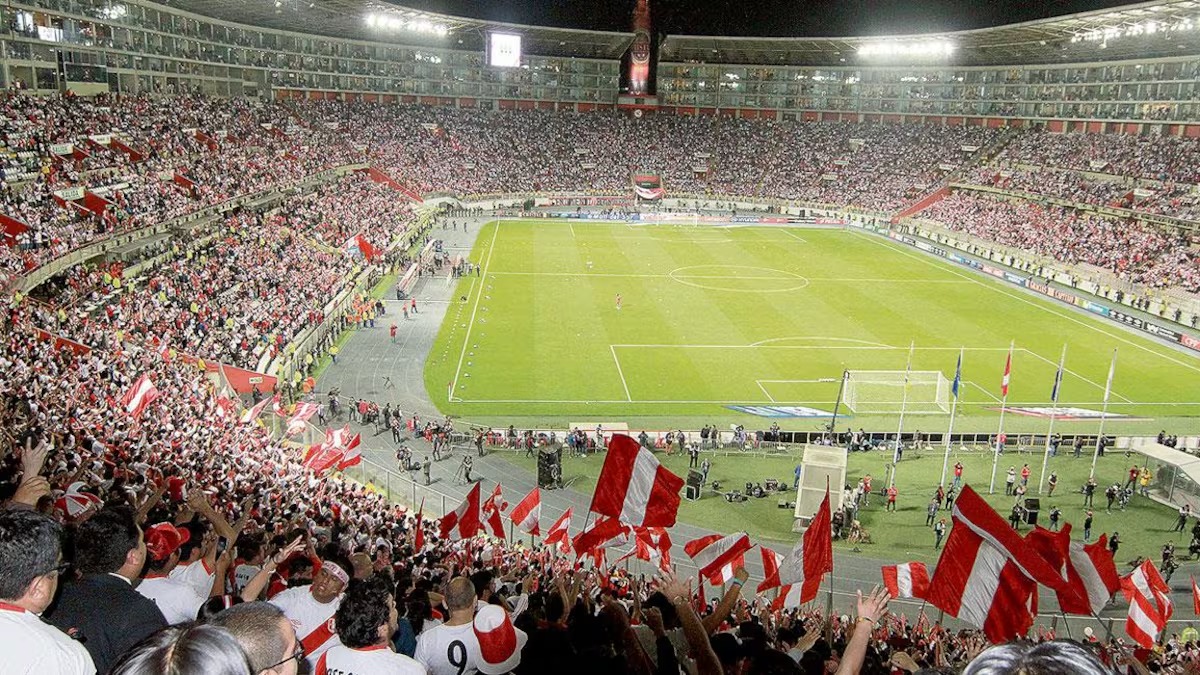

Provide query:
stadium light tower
left=629, top=0, right=651, bottom=95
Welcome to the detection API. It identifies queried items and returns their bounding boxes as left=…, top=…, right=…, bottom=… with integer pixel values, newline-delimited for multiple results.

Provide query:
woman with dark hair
left=196, top=595, right=244, bottom=623
left=109, top=624, right=252, bottom=675
left=396, top=588, right=436, bottom=657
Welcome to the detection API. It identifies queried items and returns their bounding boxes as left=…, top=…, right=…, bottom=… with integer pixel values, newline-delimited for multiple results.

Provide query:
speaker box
left=685, top=485, right=701, bottom=501
left=1023, top=498, right=1040, bottom=511
left=686, top=470, right=704, bottom=488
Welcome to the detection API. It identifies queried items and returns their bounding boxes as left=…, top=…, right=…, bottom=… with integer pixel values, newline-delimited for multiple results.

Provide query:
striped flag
left=121, top=374, right=160, bottom=418
left=1121, top=559, right=1172, bottom=648
left=1191, top=575, right=1200, bottom=616
left=882, top=562, right=930, bottom=600
left=509, top=488, right=541, bottom=536
left=685, top=532, right=753, bottom=586
left=590, top=434, right=684, bottom=528
left=1000, top=349, right=1012, bottom=399
left=950, top=351, right=963, bottom=400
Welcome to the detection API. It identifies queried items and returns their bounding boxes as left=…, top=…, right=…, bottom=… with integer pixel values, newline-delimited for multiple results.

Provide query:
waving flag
left=882, top=562, right=930, bottom=600
left=285, top=402, right=319, bottom=436
left=1025, top=524, right=1120, bottom=616
left=482, top=484, right=507, bottom=540
left=1000, top=349, right=1012, bottom=399
left=590, top=434, right=683, bottom=528
left=775, top=486, right=834, bottom=609
left=544, top=508, right=572, bottom=552
left=413, top=498, right=425, bottom=551
left=509, top=488, right=541, bottom=536
left=240, top=397, right=271, bottom=424
left=572, top=516, right=630, bottom=558
left=685, top=532, right=753, bottom=586
left=439, top=483, right=483, bottom=541
left=951, top=351, right=963, bottom=400
left=758, top=547, right=786, bottom=593
left=1122, top=559, right=1172, bottom=648
left=122, top=374, right=160, bottom=418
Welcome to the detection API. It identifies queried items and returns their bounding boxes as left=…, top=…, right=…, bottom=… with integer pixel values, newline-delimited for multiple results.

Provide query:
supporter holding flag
left=774, top=485, right=834, bottom=609
left=508, top=487, right=541, bottom=536
left=122, top=374, right=160, bottom=418
left=1122, top=559, right=1173, bottom=648
left=881, top=562, right=930, bottom=600
left=590, top=433, right=683, bottom=528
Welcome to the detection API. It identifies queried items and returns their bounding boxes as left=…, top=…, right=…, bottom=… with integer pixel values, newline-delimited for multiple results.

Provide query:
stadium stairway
left=109, top=137, right=145, bottom=163
left=359, top=166, right=424, bottom=203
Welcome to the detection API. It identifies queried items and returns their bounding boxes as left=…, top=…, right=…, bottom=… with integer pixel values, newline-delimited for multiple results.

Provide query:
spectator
left=208, top=602, right=303, bottom=675
left=108, top=624, right=253, bottom=675
left=318, top=575, right=425, bottom=674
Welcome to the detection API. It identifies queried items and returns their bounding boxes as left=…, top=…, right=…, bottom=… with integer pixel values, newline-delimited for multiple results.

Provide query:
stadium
left=1, top=0, right=1199, bottom=672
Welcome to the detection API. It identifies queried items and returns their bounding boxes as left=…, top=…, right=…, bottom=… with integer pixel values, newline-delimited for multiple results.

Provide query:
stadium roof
left=161, top=0, right=634, bottom=59
left=659, top=0, right=1200, bottom=66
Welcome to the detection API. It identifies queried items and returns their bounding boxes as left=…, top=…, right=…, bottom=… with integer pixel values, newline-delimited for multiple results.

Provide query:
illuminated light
left=363, top=12, right=449, bottom=36
left=857, top=40, right=955, bottom=58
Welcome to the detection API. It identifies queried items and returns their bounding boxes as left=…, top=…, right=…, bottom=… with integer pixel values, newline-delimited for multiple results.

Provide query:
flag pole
left=1039, top=344, right=1067, bottom=496
left=939, top=348, right=963, bottom=489
left=989, top=341, right=1014, bottom=495
left=892, top=341, right=915, bottom=487
left=1090, top=349, right=1118, bottom=481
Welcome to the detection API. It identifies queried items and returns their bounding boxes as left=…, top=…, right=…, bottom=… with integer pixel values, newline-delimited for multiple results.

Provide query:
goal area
left=842, top=370, right=950, bottom=415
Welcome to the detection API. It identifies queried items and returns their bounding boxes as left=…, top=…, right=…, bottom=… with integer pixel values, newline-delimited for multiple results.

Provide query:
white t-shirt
left=271, top=586, right=343, bottom=666
left=414, top=622, right=480, bottom=675
left=137, top=575, right=208, bottom=625
left=315, top=644, right=427, bottom=675
left=170, top=560, right=216, bottom=598
left=233, top=563, right=261, bottom=593
left=0, top=603, right=96, bottom=674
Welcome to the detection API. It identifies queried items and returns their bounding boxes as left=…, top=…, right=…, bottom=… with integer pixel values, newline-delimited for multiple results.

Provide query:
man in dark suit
left=46, top=506, right=167, bottom=674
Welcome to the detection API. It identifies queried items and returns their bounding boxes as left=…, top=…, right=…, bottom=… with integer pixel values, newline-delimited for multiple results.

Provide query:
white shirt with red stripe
left=137, top=574, right=208, bottom=625
left=315, top=644, right=426, bottom=675
left=0, top=601, right=95, bottom=674
left=170, top=559, right=215, bottom=598
left=271, top=586, right=343, bottom=666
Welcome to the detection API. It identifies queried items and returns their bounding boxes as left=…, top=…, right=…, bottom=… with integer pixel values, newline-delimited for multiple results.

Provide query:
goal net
left=842, top=371, right=950, bottom=415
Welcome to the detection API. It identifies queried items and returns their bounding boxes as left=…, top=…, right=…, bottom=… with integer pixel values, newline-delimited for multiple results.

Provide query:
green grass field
left=423, top=220, right=1200, bottom=433
left=504, top=446, right=1184, bottom=563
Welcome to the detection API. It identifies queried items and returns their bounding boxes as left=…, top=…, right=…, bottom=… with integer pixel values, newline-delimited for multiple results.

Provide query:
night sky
left=400, top=0, right=1138, bottom=37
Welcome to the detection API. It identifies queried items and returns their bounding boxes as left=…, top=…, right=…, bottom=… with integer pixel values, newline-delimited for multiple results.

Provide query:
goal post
left=843, top=370, right=950, bottom=415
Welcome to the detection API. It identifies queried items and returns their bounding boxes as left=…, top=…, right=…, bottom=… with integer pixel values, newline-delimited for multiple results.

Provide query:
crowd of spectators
left=919, top=191, right=1200, bottom=293
left=999, top=129, right=1200, bottom=185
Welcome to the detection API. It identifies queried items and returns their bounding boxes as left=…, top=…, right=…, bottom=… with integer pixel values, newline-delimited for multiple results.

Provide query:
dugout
left=793, top=445, right=846, bottom=532
left=1124, top=439, right=1200, bottom=511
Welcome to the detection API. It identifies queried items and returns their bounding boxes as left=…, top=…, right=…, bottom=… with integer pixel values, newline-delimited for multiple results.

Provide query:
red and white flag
left=774, top=487, right=834, bottom=609
left=285, top=402, right=319, bottom=436
left=926, top=485, right=1068, bottom=642
left=1191, top=576, right=1200, bottom=617
left=1000, top=349, right=1012, bottom=399
left=213, top=395, right=236, bottom=420
left=413, top=498, right=425, bottom=552
left=240, top=397, right=271, bottom=424
left=758, top=547, right=786, bottom=593
left=590, top=434, right=684, bottom=528
left=157, top=342, right=172, bottom=362
left=326, top=426, right=362, bottom=470
left=482, top=484, right=507, bottom=540
left=439, top=483, right=483, bottom=541
left=509, top=488, right=541, bottom=536
left=301, top=443, right=343, bottom=474
left=633, top=527, right=672, bottom=570
left=573, top=516, right=630, bottom=558
left=685, top=532, right=753, bottom=586
left=544, top=508, right=572, bottom=552
left=882, top=562, right=930, bottom=600
left=270, top=393, right=285, bottom=416
left=1122, top=559, right=1173, bottom=648
left=121, top=374, right=160, bottom=418
left=1025, top=524, right=1120, bottom=616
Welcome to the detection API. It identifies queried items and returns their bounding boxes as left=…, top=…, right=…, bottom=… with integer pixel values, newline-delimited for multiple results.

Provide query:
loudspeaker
left=686, top=470, right=704, bottom=488
left=1024, top=498, right=1040, bottom=511
left=685, top=485, right=701, bottom=501
left=1025, top=509, right=1039, bottom=526
left=537, top=448, right=562, bottom=488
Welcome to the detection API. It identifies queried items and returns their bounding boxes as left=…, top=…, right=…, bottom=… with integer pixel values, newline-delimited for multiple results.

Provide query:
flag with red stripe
left=509, top=488, right=541, bottom=536
left=1000, top=350, right=1012, bottom=399
left=544, top=508, right=572, bottom=552
left=285, top=402, right=320, bottom=436
left=413, top=498, right=425, bottom=551
left=685, top=532, right=753, bottom=585
left=439, top=483, right=483, bottom=541
left=882, top=562, right=930, bottom=600
left=590, top=434, right=684, bottom=528
left=240, top=397, right=271, bottom=424
left=301, top=443, right=343, bottom=474
left=1122, top=559, right=1172, bottom=648
left=758, top=547, right=786, bottom=593
left=573, top=516, right=630, bottom=558
left=774, top=486, right=834, bottom=608
left=121, top=374, right=160, bottom=418
left=926, top=485, right=1068, bottom=642
left=482, top=484, right=507, bottom=540
left=633, top=527, right=672, bottom=570
left=1025, top=524, right=1120, bottom=615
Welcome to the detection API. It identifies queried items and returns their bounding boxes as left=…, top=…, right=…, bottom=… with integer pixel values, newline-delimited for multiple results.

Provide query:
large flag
left=684, top=532, right=753, bottom=586
left=1000, top=349, right=1012, bottom=399
left=882, top=562, right=930, bottom=600
left=122, top=374, right=160, bottom=418
left=633, top=527, right=672, bottom=570
left=590, top=434, right=684, bottom=528
left=482, top=484, right=507, bottom=540
left=775, top=487, right=834, bottom=609
left=1121, top=559, right=1172, bottom=648
left=926, top=485, right=1068, bottom=642
left=1024, top=524, right=1120, bottom=616
left=1191, top=576, right=1200, bottom=617
left=544, top=508, right=572, bottom=552
left=285, top=402, right=320, bottom=436
left=439, top=483, right=483, bottom=541
left=758, top=547, right=786, bottom=593
left=950, top=351, right=963, bottom=400
left=413, top=498, right=425, bottom=552
left=240, top=397, right=271, bottom=425
left=301, top=442, right=343, bottom=474
left=509, top=488, right=541, bottom=536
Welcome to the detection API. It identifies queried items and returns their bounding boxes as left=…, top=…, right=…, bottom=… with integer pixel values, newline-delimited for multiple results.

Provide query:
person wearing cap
left=251, top=538, right=352, bottom=668
left=46, top=507, right=168, bottom=675
left=315, top=575, right=425, bottom=675
left=137, top=522, right=212, bottom=624
left=415, top=577, right=483, bottom=675
left=0, top=509, right=96, bottom=674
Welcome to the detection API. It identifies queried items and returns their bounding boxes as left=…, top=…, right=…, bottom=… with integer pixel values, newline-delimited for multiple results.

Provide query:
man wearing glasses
left=0, top=509, right=96, bottom=674
left=210, top=602, right=303, bottom=675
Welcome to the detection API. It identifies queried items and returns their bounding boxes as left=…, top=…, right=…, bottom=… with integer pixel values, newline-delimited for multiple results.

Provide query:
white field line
left=964, top=381, right=1004, bottom=404
left=485, top=271, right=970, bottom=283
left=782, top=229, right=809, bottom=244
left=449, top=224, right=500, bottom=400
left=1022, top=347, right=1134, bottom=404
left=453, top=396, right=1200, bottom=407
left=755, top=380, right=779, bottom=402
left=853, top=232, right=1200, bottom=376
left=611, top=345, right=633, bottom=402
left=610, top=344, right=1018, bottom=351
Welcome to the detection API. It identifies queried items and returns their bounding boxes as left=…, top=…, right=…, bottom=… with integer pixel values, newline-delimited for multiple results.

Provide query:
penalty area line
left=611, top=345, right=633, bottom=402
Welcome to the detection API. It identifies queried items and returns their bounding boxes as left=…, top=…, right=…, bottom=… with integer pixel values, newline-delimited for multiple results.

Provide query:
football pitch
left=424, top=220, right=1200, bottom=434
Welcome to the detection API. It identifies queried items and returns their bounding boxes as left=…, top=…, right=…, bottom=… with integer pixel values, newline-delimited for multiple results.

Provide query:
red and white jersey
left=414, top=622, right=481, bottom=675
left=170, top=559, right=215, bottom=598
left=271, top=586, right=342, bottom=665
left=315, top=644, right=427, bottom=675
left=137, top=575, right=207, bottom=625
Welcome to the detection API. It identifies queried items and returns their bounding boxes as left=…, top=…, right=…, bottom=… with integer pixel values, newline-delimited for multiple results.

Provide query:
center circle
left=668, top=265, right=810, bottom=293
